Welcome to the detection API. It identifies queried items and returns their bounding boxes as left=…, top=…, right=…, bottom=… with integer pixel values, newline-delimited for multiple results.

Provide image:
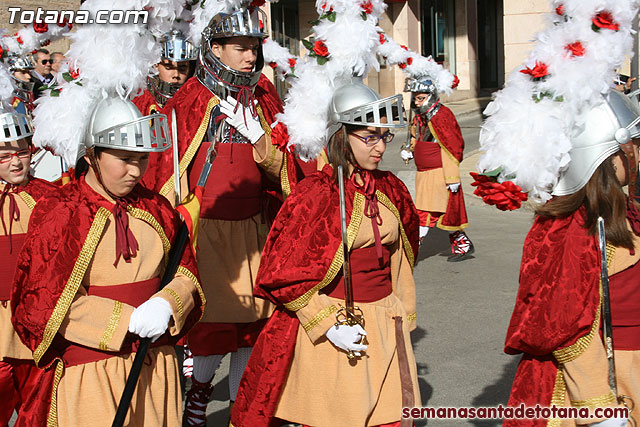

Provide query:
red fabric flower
left=16, top=35, right=23, bottom=44
left=288, top=58, right=296, bottom=68
left=379, top=33, right=386, bottom=44
left=67, top=23, right=73, bottom=30
left=313, top=40, right=329, bottom=57
left=520, top=61, right=549, bottom=79
left=555, top=5, right=564, bottom=15
left=270, top=122, right=290, bottom=152
left=249, top=0, right=266, bottom=8
left=400, top=45, right=408, bottom=51
left=0, top=46, right=3, bottom=58
left=361, top=1, right=373, bottom=14
left=593, top=11, right=619, bottom=31
left=259, top=19, right=264, bottom=31
left=398, top=62, right=407, bottom=69
left=70, top=68, right=79, bottom=79
left=321, top=2, right=333, bottom=12
left=451, top=75, right=460, bottom=89
left=470, top=172, right=528, bottom=211
left=41, top=40, right=51, bottom=47
left=33, top=22, right=48, bottom=34
left=268, top=61, right=277, bottom=69
left=406, top=56, right=413, bottom=65
left=565, top=41, right=585, bottom=57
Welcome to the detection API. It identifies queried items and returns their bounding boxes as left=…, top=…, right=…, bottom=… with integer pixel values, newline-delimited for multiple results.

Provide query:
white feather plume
left=0, top=21, right=72, bottom=56
left=0, top=65, right=15, bottom=105
left=189, top=0, right=246, bottom=47
left=477, top=0, right=640, bottom=204
left=32, top=0, right=174, bottom=166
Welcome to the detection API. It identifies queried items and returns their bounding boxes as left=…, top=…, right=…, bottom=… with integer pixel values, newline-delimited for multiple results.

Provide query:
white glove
left=219, top=96, right=265, bottom=145
left=447, top=183, right=461, bottom=193
left=326, top=323, right=367, bottom=355
left=128, top=297, right=173, bottom=342
left=590, top=419, right=628, bottom=427
left=400, top=150, right=413, bottom=161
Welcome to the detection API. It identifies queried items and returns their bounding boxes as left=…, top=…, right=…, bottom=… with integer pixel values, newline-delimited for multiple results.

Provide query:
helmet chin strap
left=619, top=141, right=638, bottom=199
left=87, top=147, right=121, bottom=201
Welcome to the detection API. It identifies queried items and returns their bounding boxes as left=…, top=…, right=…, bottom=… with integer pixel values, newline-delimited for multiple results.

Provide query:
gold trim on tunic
left=177, top=265, right=206, bottom=318
left=375, top=190, right=415, bottom=269
left=547, top=368, right=567, bottom=427
left=407, top=312, right=417, bottom=323
left=161, top=288, right=184, bottom=319
left=302, top=305, right=338, bottom=332
left=428, top=121, right=459, bottom=166
left=18, top=191, right=37, bottom=210
left=99, top=300, right=123, bottom=351
left=127, top=206, right=171, bottom=259
left=571, top=392, right=617, bottom=409
left=46, top=358, right=64, bottom=427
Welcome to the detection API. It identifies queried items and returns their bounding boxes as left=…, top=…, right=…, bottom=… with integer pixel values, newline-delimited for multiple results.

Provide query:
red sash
left=323, top=246, right=392, bottom=303
left=59, top=277, right=175, bottom=367
left=189, top=142, right=262, bottom=220
left=414, top=140, right=442, bottom=171
left=610, top=260, right=640, bottom=350
left=0, top=233, right=27, bottom=300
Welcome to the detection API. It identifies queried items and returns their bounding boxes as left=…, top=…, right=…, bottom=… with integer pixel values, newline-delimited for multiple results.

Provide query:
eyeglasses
left=41, top=59, right=52, bottom=65
left=350, top=131, right=394, bottom=146
left=0, top=149, right=31, bottom=164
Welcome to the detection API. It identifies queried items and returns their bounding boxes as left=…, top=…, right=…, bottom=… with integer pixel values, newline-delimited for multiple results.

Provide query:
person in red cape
left=166, top=5, right=305, bottom=425
left=0, top=104, right=55, bottom=426
left=231, top=80, right=421, bottom=427
left=132, top=29, right=196, bottom=201
left=10, top=94, right=204, bottom=427
left=401, top=77, right=474, bottom=261
left=504, top=91, right=640, bottom=427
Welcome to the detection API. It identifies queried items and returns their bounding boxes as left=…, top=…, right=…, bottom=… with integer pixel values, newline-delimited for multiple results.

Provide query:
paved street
left=203, top=99, right=535, bottom=426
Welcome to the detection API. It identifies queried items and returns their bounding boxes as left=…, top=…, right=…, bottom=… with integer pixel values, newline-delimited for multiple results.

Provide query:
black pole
left=111, top=222, right=189, bottom=427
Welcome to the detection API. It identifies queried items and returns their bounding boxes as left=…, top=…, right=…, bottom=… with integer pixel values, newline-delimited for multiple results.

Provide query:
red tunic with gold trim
left=230, top=166, right=420, bottom=427
left=503, top=207, right=640, bottom=426
left=10, top=177, right=204, bottom=426
left=0, top=177, right=56, bottom=427
left=155, top=74, right=304, bottom=356
left=411, top=105, right=468, bottom=231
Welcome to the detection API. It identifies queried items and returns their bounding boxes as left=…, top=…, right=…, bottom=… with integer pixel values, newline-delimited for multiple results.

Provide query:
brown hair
left=327, top=125, right=358, bottom=184
left=536, top=154, right=635, bottom=250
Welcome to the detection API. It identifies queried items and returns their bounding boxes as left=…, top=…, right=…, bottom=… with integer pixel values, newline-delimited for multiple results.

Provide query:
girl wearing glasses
left=0, top=103, right=56, bottom=425
left=231, top=80, right=421, bottom=427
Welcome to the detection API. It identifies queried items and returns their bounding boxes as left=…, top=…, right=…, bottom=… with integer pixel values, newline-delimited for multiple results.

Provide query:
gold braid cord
left=375, top=190, right=415, bottom=269
left=18, top=191, right=36, bottom=210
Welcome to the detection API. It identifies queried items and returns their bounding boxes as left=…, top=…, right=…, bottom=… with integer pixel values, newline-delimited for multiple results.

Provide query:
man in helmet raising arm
left=160, top=2, right=295, bottom=424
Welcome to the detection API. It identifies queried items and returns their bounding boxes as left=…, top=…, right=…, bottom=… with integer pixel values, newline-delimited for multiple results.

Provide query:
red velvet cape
left=10, top=176, right=203, bottom=426
left=503, top=208, right=600, bottom=426
left=147, top=74, right=301, bottom=197
left=230, top=166, right=419, bottom=427
left=16, top=176, right=58, bottom=205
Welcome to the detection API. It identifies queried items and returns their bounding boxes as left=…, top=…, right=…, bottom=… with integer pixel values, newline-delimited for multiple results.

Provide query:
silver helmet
left=147, top=75, right=181, bottom=107
left=5, top=55, right=35, bottom=102
left=6, top=55, right=34, bottom=73
left=196, top=6, right=267, bottom=101
left=160, top=29, right=198, bottom=62
left=405, top=77, right=440, bottom=117
left=553, top=89, right=640, bottom=196
left=81, top=95, right=170, bottom=159
left=327, top=79, right=407, bottom=138
left=0, top=104, right=33, bottom=143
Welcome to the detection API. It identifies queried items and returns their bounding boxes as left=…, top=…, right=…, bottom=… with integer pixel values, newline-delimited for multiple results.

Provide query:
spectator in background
left=614, top=73, right=636, bottom=94
left=50, top=52, right=65, bottom=75
left=30, top=49, right=54, bottom=100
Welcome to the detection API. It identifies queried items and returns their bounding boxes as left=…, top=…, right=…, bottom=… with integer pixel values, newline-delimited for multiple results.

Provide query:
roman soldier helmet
left=5, top=55, right=35, bottom=104
left=147, top=29, right=197, bottom=106
left=328, top=79, right=406, bottom=138
left=80, top=93, right=170, bottom=160
left=0, top=104, right=32, bottom=144
left=194, top=0, right=268, bottom=101
left=404, top=77, right=440, bottom=120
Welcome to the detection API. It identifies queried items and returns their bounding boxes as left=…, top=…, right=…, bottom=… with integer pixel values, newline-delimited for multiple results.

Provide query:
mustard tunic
left=55, top=212, right=198, bottom=427
left=273, top=199, right=421, bottom=427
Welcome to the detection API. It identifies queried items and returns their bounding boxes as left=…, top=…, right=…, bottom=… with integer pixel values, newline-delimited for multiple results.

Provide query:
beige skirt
left=274, top=294, right=421, bottom=427
left=56, top=345, right=182, bottom=427
left=415, top=168, right=448, bottom=213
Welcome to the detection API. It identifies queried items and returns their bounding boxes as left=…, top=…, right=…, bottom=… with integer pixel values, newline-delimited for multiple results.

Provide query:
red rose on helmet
left=288, top=58, right=296, bottom=68
left=555, top=5, right=564, bottom=15
left=33, top=22, right=48, bottom=33
left=470, top=172, right=528, bottom=211
left=451, top=75, right=460, bottom=89
left=268, top=61, right=277, bottom=69
left=592, top=11, right=619, bottom=31
left=520, top=61, right=549, bottom=79
left=70, top=68, right=80, bottom=79
left=15, top=34, right=23, bottom=44
left=398, top=62, right=407, bottom=69
left=565, top=41, right=585, bottom=57
left=361, top=1, right=373, bottom=14
left=379, top=33, right=386, bottom=44
left=313, top=40, right=329, bottom=57
left=400, top=45, right=408, bottom=51
left=406, top=56, right=413, bottom=65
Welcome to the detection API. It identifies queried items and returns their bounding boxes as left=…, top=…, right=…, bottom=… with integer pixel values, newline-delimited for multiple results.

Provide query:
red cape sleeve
left=504, top=208, right=600, bottom=356
left=430, top=105, right=465, bottom=162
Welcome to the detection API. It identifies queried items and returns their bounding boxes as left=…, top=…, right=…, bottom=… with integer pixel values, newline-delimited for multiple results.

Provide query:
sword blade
left=171, top=109, right=181, bottom=206
left=337, top=165, right=354, bottom=320
left=597, top=217, right=618, bottom=397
